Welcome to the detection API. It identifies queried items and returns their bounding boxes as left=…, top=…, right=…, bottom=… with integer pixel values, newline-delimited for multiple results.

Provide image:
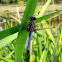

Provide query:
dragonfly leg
left=27, top=28, right=30, bottom=32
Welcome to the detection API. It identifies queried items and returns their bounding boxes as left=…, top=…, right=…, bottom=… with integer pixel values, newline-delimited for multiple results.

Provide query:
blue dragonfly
left=25, top=15, right=54, bottom=56
left=23, top=11, right=58, bottom=56
left=26, top=15, right=36, bottom=56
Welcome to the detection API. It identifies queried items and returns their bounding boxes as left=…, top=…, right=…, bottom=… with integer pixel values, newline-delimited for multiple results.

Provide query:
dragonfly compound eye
left=30, top=15, right=36, bottom=21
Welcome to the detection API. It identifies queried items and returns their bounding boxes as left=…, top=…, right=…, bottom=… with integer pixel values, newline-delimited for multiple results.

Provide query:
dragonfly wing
left=35, top=27, right=55, bottom=31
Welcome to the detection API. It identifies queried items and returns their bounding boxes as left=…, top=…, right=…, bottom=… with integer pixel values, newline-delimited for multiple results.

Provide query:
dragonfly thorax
left=28, top=21, right=35, bottom=32
left=27, top=15, right=36, bottom=32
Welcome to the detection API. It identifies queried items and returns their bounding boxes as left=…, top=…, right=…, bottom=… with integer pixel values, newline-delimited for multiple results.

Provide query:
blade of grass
left=38, top=36, right=42, bottom=58
left=38, top=0, right=51, bottom=17
left=0, top=33, right=18, bottom=49
left=35, top=10, right=62, bottom=23
left=59, top=24, right=62, bottom=62
left=0, top=25, right=19, bottom=40
left=5, top=51, right=14, bottom=58
left=16, top=7, right=21, bottom=24
left=0, top=57, right=14, bottom=62
left=39, top=50, right=47, bottom=62
left=15, top=0, right=38, bottom=62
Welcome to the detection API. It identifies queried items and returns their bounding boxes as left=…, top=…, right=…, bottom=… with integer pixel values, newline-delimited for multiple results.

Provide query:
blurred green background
left=0, top=0, right=62, bottom=4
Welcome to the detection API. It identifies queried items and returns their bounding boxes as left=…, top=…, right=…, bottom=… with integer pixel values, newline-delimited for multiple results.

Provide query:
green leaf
left=38, top=36, right=42, bottom=57
left=0, top=25, right=19, bottom=40
left=0, top=33, right=18, bottom=49
left=38, top=0, right=51, bottom=17
left=39, top=50, right=47, bottom=62
left=35, top=10, right=62, bottom=23
left=15, top=0, right=38, bottom=62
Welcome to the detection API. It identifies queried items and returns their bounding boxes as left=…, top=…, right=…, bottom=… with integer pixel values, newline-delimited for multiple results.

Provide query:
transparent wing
left=35, top=27, right=55, bottom=31
left=35, top=22, right=62, bottom=31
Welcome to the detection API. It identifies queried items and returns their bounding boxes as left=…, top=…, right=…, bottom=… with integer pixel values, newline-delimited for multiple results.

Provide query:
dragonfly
left=24, top=14, right=55, bottom=56
left=26, top=15, right=36, bottom=56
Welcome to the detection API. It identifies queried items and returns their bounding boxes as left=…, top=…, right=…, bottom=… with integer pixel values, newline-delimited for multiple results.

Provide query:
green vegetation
left=0, top=0, right=62, bottom=62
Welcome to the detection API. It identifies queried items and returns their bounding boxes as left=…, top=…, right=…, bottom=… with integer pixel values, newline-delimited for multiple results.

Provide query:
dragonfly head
left=30, top=15, right=36, bottom=21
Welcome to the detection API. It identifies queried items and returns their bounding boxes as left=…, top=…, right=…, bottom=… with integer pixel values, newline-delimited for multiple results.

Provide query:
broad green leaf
left=0, top=25, right=19, bottom=40
left=15, top=0, right=38, bottom=62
